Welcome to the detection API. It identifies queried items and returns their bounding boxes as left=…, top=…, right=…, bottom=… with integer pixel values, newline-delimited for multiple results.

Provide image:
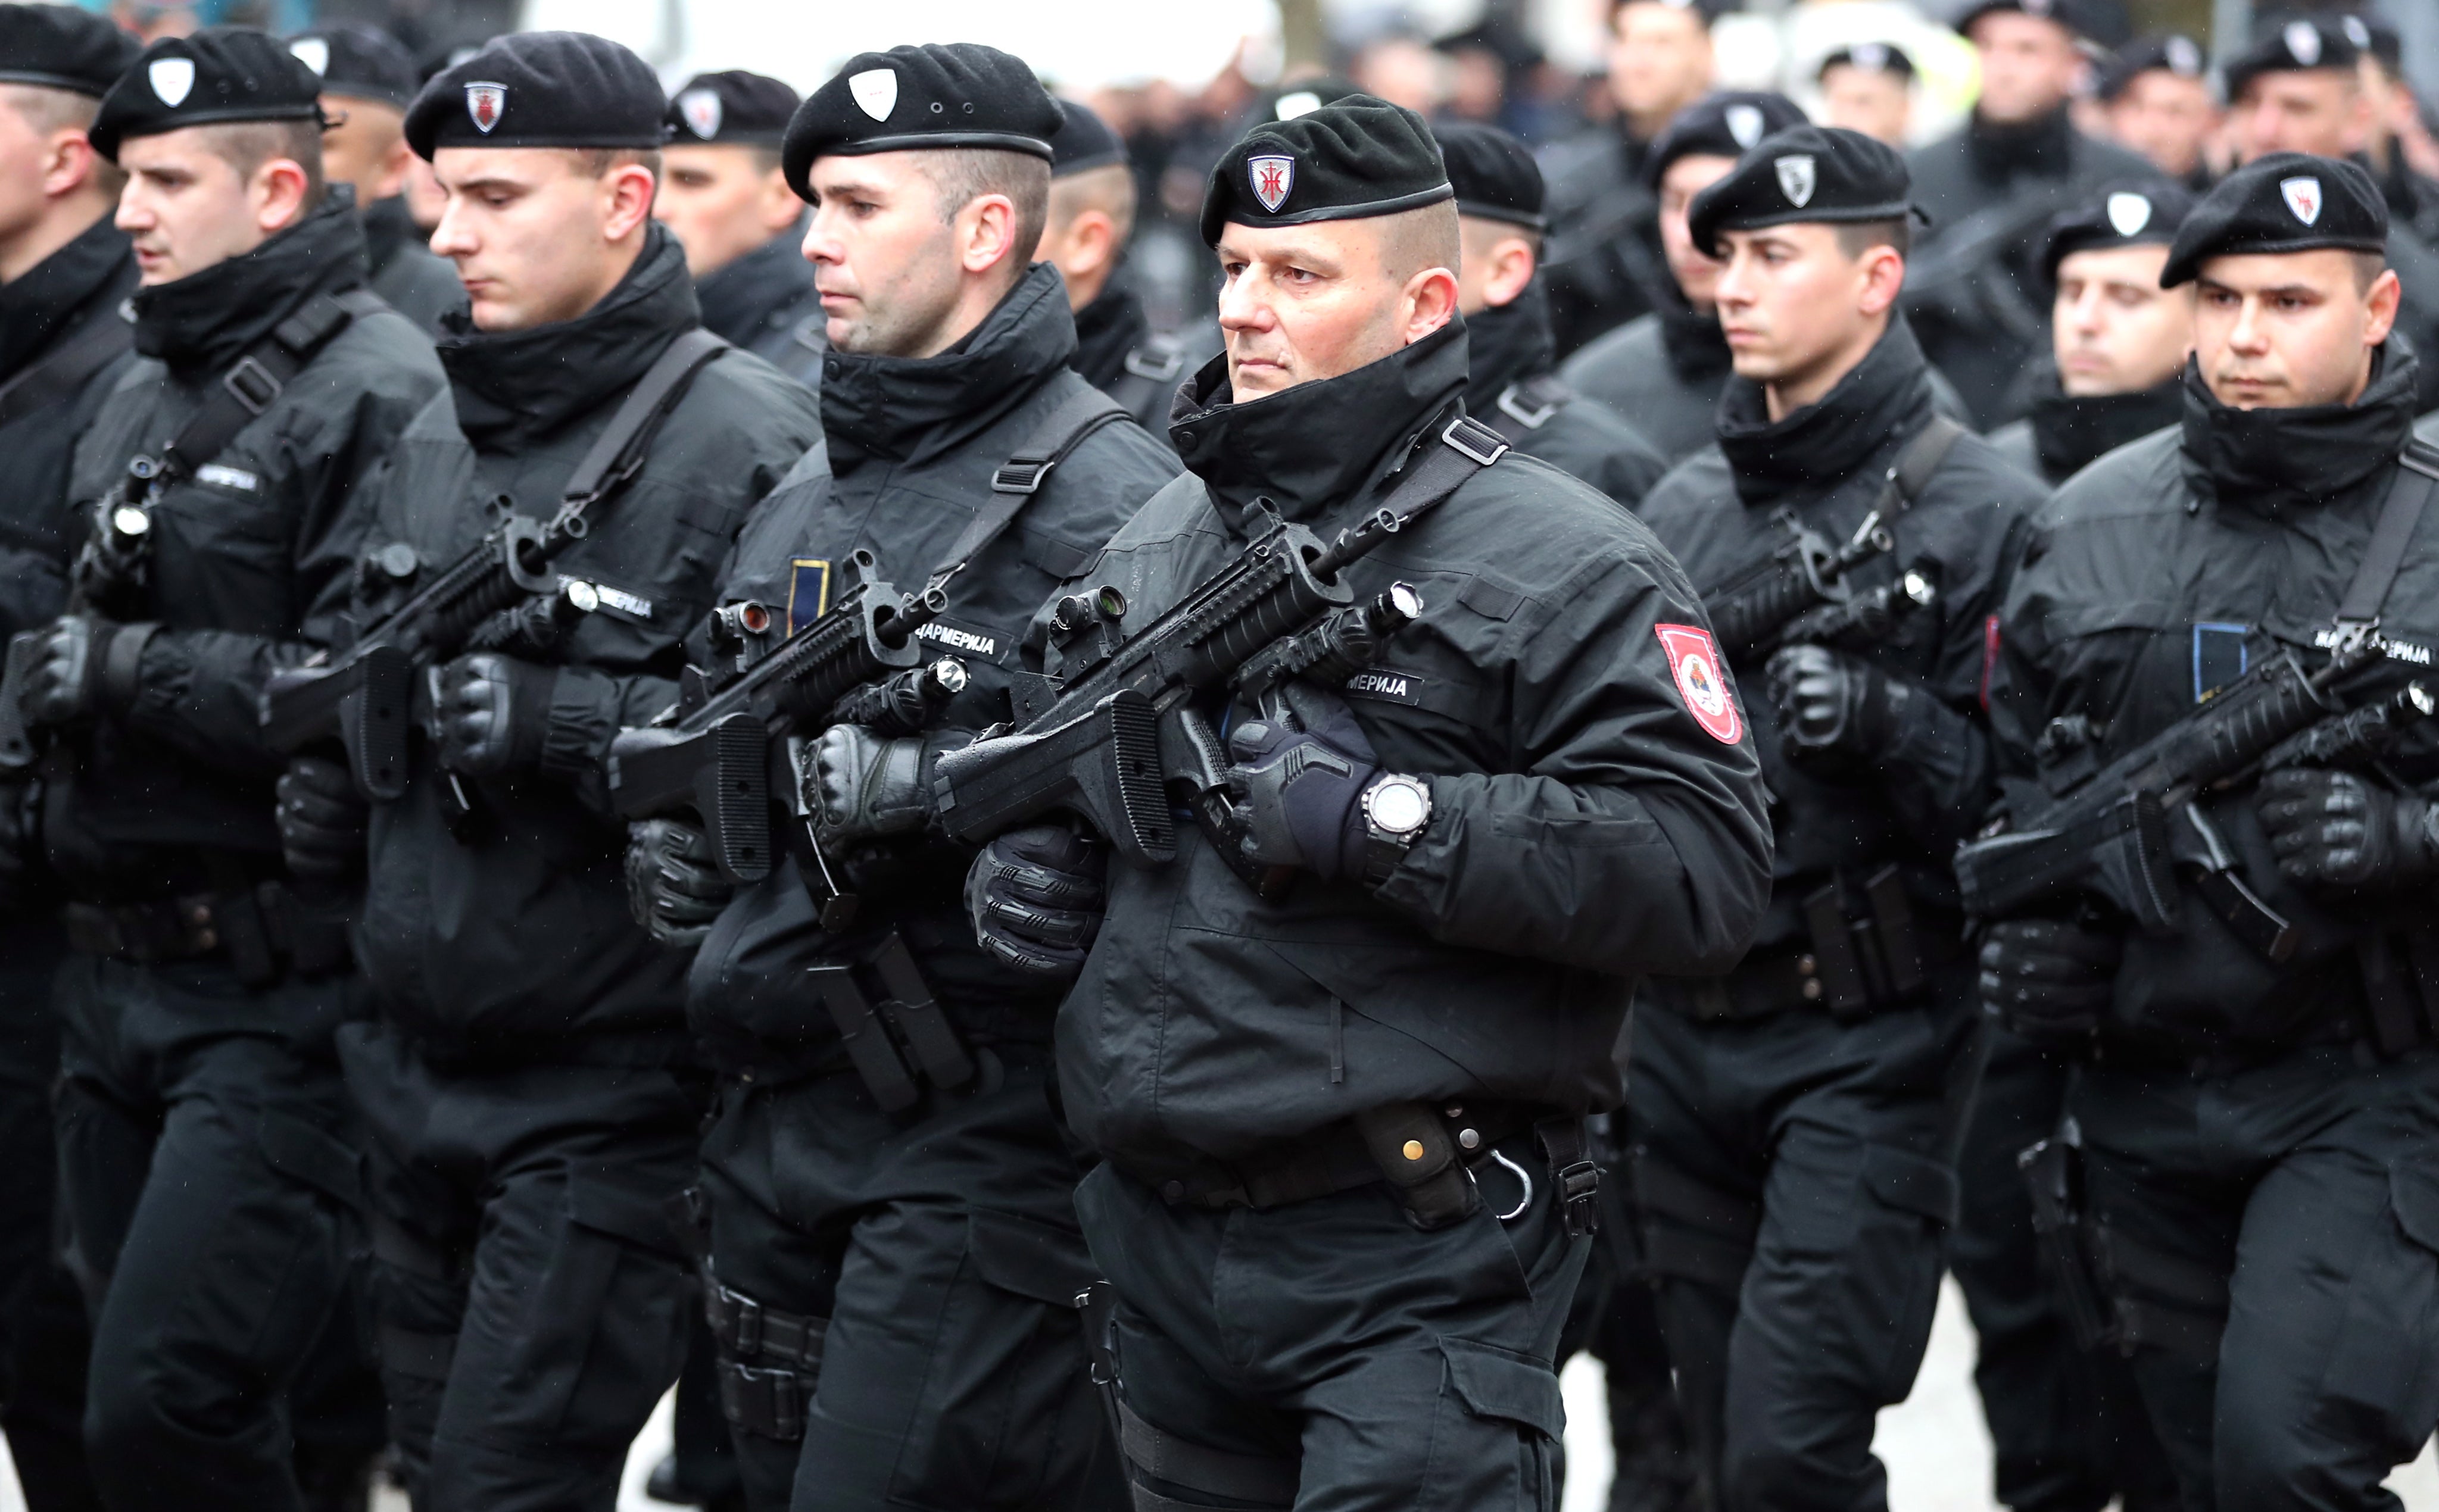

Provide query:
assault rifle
left=260, top=508, right=601, bottom=798
left=927, top=414, right=1502, bottom=886
left=1708, top=508, right=1897, bottom=660
left=1952, top=638, right=2437, bottom=958
left=606, top=549, right=963, bottom=899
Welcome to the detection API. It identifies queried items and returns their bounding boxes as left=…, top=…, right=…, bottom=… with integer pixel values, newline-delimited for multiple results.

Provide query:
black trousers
left=1948, top=1027, right=2176, bottom=1512
left=52, top=955, right=361, bottom=1512
left=1075, top=1133, right=1589, bottom=1512
left=2071, top=1042, right=2439, bottom=1512
left=1626, top=984, right=1983, bottom=1512
left=338, top=1020, right=700, bottom=1512
left=697, top=1050, right=1121, bottom=1512
left=0, top=920, right=96, bottom=1512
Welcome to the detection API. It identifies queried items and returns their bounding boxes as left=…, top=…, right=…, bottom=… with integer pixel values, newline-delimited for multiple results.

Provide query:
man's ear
left=1857, top=244, right=1905, bottom=317
left=2365, top=265, right=2402, bottom=346
left=1402, top=264, right=1459, bottom=344
left=1483, top=233, right=1537, bottom=308
left=759, top=166, right=801, bottom=235
left=42, top=129, right=98, bottom=199
left=604, top=161, right=658, bottom=241
left=957, top=192, right=1021, bottom=276
left=373, top=131, right=414, bottom=201
left=253, top=157, right=311, bottom=233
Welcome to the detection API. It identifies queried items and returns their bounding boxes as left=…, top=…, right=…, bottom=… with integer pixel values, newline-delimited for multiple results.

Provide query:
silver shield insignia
left=1774, top=154, right=1816, bottom=209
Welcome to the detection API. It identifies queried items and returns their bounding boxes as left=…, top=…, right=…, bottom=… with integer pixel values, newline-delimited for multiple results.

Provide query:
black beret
left=1199, top=93, right=1452, bottom=248
left=1433, top=120, right=1543, bottom=230
left=1254, top=75, right=1361, bottom=124
left=2038, top=179, right=2195, bottom=282
left=92, top=28, right=324, bottom=161
left=781, top=43, right=1059, bottom=201
left=1952, top=0, right=2110, bottom=42
left=286, top=24, right=415, bottom=110
left=2223, top=15, right=2360, bottom=102
left=1644, top=90, right=1808, bottom=190
left=0, top=4, right=136, bottom=97
left=406, top=32, right=665, bottom=160
left=416, top=35, right=488, bottom=87
left=2094, top=32, right=2206, bottom=101
left=1817, top=41, right=1915, bottom=82
left=1687, top=123, right=1911, bottom=256
left=2162, top=152, right=2386, bottom=286
left=667, top=70, right=799, bottom=146
left=1049, top=98, right=1125, bottom=177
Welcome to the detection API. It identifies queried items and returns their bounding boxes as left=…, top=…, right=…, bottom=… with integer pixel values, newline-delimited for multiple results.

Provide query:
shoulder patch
left=1655, top=623, right=1741, bottom=744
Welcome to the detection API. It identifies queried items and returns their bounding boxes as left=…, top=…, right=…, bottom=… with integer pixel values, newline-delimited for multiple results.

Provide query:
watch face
left=1371, top=779, right=1429, bottom=833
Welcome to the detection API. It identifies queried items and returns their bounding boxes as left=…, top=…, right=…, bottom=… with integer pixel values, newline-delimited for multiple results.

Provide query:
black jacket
left=0, top=212, right=137, bottom=639
left=1635, top=317, right=2041, bottom=979
left=686, top=262, right=1181, bottom=1077
left=1905, top=108, right=2166, bottom=429
left=1047, top=323, right=1773, bottom=1173
left=694, top=225, right=825, bottom=391
left=1986, top=364, right=2184, bottom=486
left=1989, top=342, right=2439, bottom=1058
left=1466, top=283, right=1667, bottom=509
left=1537, top=121, right=1667, bottom=357
left=1564, top=299, right=1978, bottom=468
left=362, top=193, right=461, bottom=336
left=351, top=224, right=820, bottom=1057
left=44, top=195, right=444, bottom=896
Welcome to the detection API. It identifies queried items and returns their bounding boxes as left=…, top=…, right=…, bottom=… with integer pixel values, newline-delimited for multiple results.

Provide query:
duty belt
left=1687, top=864, right=1966, bottom=1021
left=1139, top=1101, right=1601, bottom=1237
left=63, top=877, right=350, bottom=986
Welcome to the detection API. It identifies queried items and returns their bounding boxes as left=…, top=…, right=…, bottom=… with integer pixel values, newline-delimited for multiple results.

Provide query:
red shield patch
left=1656, top=624, right=1741, bottom=744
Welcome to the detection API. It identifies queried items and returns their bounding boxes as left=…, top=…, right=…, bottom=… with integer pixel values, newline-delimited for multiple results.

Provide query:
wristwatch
left=1359, top=773, right=1433, bottom=885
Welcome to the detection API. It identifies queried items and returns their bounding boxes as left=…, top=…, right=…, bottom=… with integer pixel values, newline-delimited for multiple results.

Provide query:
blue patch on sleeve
left=786, top=560, right=831, bottom=636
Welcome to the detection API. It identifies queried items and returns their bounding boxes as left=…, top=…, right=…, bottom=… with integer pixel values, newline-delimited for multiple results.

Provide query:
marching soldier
left=988, top=93, right=1770, bottom=1512
left=295, top=32, right=820, bottom=1505
left=2094, top=34, right=2217, bottom=191
left=285, top=23, right=460, bottom=334
left=659, top=69, right=825, bottom=391
left=623, top=43, right=1179, bottom=1510
left=1629, top=124, right=2043, bottom=1510
left=1435, top=121, right=1667, bottom=509
left=29, top=28, right=443, bottom=1509
left=1980, top=152, right=2439, bottom=1512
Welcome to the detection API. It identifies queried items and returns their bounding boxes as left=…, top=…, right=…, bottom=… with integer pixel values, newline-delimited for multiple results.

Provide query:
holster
left=2015, top=1126, right=2116, bottom=1354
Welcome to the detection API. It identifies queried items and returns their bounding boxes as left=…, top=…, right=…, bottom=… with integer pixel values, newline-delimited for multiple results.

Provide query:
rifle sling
left=559, top=326, right=730, bottom=508
left=924, top=384, right=1132, bottom=589
left=0, top=305, right=133, bottom=430
left=141, top=288, right=388, bottom=492
left=2332, top=441, right=2439, bottom=631
left=1882, top=414, right=1967, bottom=517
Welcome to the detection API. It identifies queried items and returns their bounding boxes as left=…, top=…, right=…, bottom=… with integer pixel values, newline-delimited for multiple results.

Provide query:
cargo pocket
left=503, top=1176, right=690, bottom=1449
left=2316, top=1157, right=2439, bottom=1441
left=1428, top=1338, right=1565, bottom=1512
left=889, top=1208, right=1105, bottom=1511
left=1854, top=1146, right=1954, bottom=1399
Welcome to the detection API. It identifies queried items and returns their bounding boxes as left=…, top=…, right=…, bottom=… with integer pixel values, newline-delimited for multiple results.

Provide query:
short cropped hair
left=1833, top=215, right=1910, bottom=260
left=1377, top=198, right=1462, bottom=283
left=204, top=118, right=326, bottom=210
left=573, top=145, right=663, bottom=182
left=1047, top=161, right=1136, bottom=251
left=918, top=146, right=1053, bottom=276
left=0, top=83, right=124, bottom=195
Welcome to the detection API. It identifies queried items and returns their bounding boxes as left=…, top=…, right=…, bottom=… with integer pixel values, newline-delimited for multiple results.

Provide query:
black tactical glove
left=2256, top=767, right=2439, bottom=891
left=965, top=824, right=1106, bottom=977
left=275, top=755, right=369, bottom=883
left=433, top=653, right=555, bottom=778
left=807, top=724, right=965, bottom=851
left=624, top=818, right=735, bottom=948
left=1978, top=918, right=2122, bottom=1044
left=1221, top=693, right=1379, bottom=882
left=1764, top=643, right=1908, bottom=760
left=21, top=616, right=143, bottom=727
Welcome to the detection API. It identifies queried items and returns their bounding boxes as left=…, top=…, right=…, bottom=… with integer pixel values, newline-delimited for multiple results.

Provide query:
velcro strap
left=378, top=1323, right=457, bottom=1383
left=1118, top=1400, right=1298, bottom=1507
left=718, top=1360, right=809, bottom=1442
